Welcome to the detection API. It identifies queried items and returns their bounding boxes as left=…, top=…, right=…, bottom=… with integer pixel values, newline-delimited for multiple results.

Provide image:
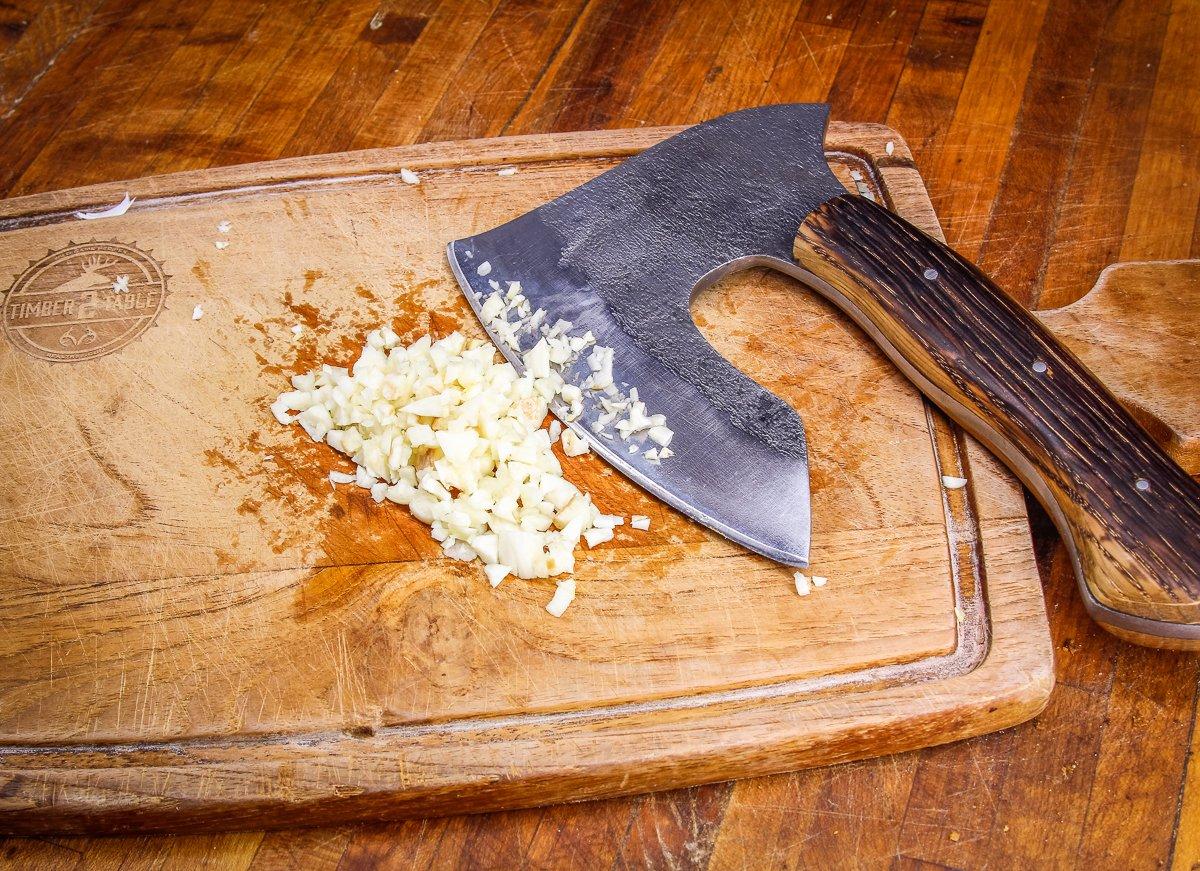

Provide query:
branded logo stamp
left=2, top=241, right=167, bottom=362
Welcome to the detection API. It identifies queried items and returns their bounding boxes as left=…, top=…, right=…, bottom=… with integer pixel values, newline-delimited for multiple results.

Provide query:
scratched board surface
left=0, top=124, right=1051, bottom=834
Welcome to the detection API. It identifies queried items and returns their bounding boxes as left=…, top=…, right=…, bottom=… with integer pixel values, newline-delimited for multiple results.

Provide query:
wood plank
left=505, top=0, right=681, bottom=134
left=247, top=828, right=351, bottom=870
left=825, top=0, right=926, bottom=122
left=915, top=0, right=1049, bottom=258
left=0, top=0, right=164, bottom=197
left=6, top=0, right=224, bottom=196
left=885, top=0, right=987, bottom=155
left=617, top=786, right=730, bottom=869
left=1038, top=0, right=1172, bottom=308
left=1119, top=0, right=1200, bottom=261
left=138, top=0, right=319, bottom=175
left=348, top=0, right=504, bottom=149
left=609, top=0, right=734, bottom=128
left=283, top=0, right=441, bottom=158
left=685, top=0, right=808, bottom=120
left=416, top=0, right=589, bottom=141
left=1173, top=710, right=1200, bottom=871
left=754, top=17, right=850, bottom=109
left=208, top=0, right=373, bottom=166
left=0, top=0, right=105, bottom=114
left=1076, top=646, right=1198, bottom=869
left=974, top=0, right=1113, bottom=306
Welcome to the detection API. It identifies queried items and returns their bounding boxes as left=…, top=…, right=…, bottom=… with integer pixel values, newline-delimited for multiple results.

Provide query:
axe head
left=447, top=104, right=846, bottom=567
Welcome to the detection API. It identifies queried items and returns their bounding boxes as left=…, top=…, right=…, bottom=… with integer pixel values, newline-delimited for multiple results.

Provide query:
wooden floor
left=1, top=0, right=1197, bottom=868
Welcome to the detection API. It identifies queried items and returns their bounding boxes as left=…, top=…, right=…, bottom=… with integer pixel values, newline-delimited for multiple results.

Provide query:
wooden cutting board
left=0, top=123, right=1055, bottom=835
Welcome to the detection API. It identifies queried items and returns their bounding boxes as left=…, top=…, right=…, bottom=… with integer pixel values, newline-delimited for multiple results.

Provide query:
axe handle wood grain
left=792, top=193, right=1200, bottom=649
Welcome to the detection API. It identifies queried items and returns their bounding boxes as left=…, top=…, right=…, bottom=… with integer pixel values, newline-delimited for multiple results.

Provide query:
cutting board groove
left=0, top=123, right=1052, bottom=834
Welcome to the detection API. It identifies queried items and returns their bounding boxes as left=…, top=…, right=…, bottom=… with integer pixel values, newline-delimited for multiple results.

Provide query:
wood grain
left=794, top=194, right=1200, bottom=640
left=0, top=0, right=1197, bottom=867
left=0, top=124, right=1052, bottom=834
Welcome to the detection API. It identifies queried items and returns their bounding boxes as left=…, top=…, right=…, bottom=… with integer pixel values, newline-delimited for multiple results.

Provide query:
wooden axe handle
left=792, top=193, right=1200, bottom=649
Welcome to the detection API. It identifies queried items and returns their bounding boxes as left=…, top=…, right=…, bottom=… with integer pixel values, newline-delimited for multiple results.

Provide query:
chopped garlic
left=480, top=293, right=505, bottom=321
left=329, top=470, right=356, bottom=485
left=214, top=239, right=229, bottom=250
left=586, top=345, right=614, bottom=390
left=400, top=168, right=420, bottom=185
left=291, top=324, right=303, bottom=338
left=583, top=526, right=613, bottom=548
left=942, top=475, right=968, bottom=489
left=497, top=166, right=518, bottom=177
left=270, top=398, right=293, bottom=425
left=812, top=575, right=827, bottom=587
left=192, top=304, right=204, bottom=320
left=111, top=275, right=130, bottom=294
left=217, top=220, right=232, bottom=233
left=561, top=429, right=590, bottom=457
left=546, top=578, right=576, bottom=617
left=275, top=329, right=621, bottom=588
left=631, top=515, right=650, bottom=530
left=477, top=261, right=492, bottom=277
left=794, top=572, right=811, bottom=596
left=485, top=563, right=511, bottom=587
left=617, top=401, right=655, bottom=439
left=548, top=420, right=562, bottom=443
left=647, top=425, right=673, bottom=447
left=885, top=140, right=895, bottom=156
left=523, top=338, right=552, bottom=378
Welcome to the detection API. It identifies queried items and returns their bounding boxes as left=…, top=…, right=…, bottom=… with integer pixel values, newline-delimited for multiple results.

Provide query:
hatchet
left=448, top=104, right=1200, bottom=650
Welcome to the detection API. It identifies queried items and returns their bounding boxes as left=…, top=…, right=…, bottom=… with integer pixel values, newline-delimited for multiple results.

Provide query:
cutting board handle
left=792, top=193, right=1200, bottom=650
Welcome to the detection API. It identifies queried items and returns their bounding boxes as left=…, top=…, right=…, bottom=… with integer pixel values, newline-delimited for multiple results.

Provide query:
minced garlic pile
left=272, top=328, right=637, bottom=612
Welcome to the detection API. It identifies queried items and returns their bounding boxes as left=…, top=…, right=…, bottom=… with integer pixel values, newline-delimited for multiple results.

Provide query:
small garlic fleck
left=192, top=304, right=204, bottom=320
left=400, top=167, right=420, bottom=185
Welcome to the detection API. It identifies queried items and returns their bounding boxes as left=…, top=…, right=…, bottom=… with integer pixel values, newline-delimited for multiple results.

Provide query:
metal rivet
left=923, top=267, right=939, bottom=280
left=1032, top=359, right=1048, bottom=373
left=1135, top=477, right=1151, bottom=492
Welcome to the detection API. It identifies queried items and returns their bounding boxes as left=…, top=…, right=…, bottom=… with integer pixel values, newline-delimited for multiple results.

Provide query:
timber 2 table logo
left=2, top=240, right=168, bottom=362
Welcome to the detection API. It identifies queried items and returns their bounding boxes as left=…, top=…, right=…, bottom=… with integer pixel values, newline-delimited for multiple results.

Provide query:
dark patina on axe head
left=449, top=104, right=1200, bottom=650
left=448, top=104, right=845, bottom=567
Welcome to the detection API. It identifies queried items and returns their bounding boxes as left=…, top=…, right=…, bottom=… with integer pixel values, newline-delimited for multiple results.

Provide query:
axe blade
left=447, top=104, right=846, bottom=566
